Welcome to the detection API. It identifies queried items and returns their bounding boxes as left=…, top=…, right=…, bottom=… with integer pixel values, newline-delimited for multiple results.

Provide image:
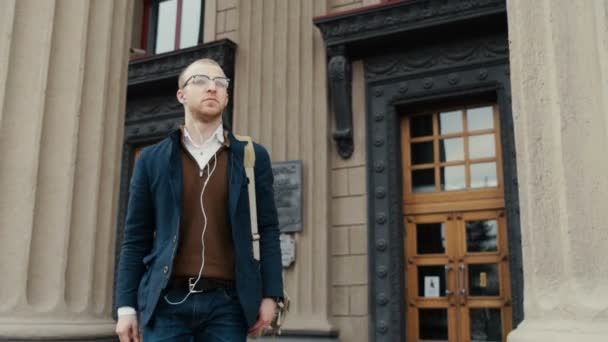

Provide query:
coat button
left=173, top=235, right=177, bottom=243
left=163, top=266, right=169, bottom=274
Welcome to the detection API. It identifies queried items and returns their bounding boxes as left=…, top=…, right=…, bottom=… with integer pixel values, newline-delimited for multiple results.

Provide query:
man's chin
left=190, top=109, right=223, bottom=122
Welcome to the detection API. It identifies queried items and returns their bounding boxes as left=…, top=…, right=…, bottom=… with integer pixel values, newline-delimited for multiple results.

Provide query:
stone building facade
left=0, top=0, right=607, bottom=341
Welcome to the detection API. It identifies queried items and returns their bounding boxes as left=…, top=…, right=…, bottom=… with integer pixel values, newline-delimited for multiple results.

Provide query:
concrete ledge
left=250, top=329, right=339, bottom=341
left=0, top=338, right=116, bottom=342
left=0, top=320, right=115, bottom=340
left=0, top=329, right=339, bottom=342
left=508, top=320, right=608, bottom=342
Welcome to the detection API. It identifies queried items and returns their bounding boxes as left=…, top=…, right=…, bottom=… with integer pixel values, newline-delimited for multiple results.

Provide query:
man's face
left=177, top=62, right=229, bottom=121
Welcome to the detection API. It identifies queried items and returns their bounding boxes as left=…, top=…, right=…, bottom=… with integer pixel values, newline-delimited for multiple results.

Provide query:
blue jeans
left=143, top=286, right=248, bottom=342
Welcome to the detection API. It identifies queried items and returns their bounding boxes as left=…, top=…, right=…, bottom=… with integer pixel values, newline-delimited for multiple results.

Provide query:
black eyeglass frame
left=182, top=74, right=231, bottom=89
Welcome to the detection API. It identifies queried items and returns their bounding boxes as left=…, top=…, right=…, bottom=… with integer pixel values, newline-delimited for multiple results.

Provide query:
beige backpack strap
left=234, top=134, right=259, bottom=261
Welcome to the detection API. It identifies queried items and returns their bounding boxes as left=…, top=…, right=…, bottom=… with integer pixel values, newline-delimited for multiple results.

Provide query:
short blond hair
left=178, top=58, right=224, bottom=88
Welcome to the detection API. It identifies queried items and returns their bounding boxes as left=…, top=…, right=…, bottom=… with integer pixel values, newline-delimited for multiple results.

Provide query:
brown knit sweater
left=172, top=140, right=235, bottom=281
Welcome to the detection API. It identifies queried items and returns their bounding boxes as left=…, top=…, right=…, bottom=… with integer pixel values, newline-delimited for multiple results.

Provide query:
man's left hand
left=248, top=298, right=277, bottom=336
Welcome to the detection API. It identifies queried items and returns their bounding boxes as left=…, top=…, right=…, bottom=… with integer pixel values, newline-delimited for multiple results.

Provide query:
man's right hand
left=116, top=315, right=140, bottom=342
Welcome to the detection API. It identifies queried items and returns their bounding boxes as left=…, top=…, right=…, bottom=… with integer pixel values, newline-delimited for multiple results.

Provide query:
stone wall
left=0, top=0, right=133, bottom=339
left=507, top=0, right=608, bottom=341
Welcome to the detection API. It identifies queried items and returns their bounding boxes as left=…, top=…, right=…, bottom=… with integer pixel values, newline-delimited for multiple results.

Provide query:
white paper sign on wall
left=280, top=234, right=296, bottom=268
left=424, top=276, right=440, bottom=297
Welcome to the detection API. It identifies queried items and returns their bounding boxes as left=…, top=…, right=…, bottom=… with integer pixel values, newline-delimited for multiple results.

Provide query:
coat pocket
left=137, top=270, right=152, bottom=311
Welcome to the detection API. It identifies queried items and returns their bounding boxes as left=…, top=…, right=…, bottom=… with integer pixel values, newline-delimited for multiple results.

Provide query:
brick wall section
left=329, top=0, right=382, bottom=13
left=330, top=61, right=370, bottom=342
left=215, top=0, right=237, bottom=41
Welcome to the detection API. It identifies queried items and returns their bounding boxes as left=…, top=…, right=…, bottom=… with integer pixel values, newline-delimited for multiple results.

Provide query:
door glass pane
left=155, top=0, right=178, bottom=54
left=439, top=137, right=464, bottom=162
left=180, top=0, right=202, bottom=48
left=412, top=169, right=435, bottom=193
left=469, top=264, right=500, bottom=296
left=418, top=265, right=448, bottom=297
left=416, top=223, right=446, bottom=254
left=470, top=308, right=502, bottom=342
left=419, top=309, right=448, bottom=340
left=469, top=134, right=496, bottom=159
left=410, top=114, right=433, bottom=138
left=441, top=165, right=466, bottom=191
left=439, top=110, right=463, bottom=135
left=466, top=220, right=498, bottom=253
left=470, top=162, right=498, bottom=188
left=411, top=141, right=434, bottom=165
left=468, top=106, right=494, bottom=131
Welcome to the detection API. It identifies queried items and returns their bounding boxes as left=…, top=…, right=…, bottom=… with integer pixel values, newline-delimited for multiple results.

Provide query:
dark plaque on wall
left=272, top=161, right=303, bottom=233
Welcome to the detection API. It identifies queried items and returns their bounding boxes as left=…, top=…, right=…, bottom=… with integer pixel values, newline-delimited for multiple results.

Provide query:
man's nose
left=206, top=81, right=217, bottom=92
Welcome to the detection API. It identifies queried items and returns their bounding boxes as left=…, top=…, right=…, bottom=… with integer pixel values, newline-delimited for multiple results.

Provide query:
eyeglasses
left=182, top=74, right=230, bottom=89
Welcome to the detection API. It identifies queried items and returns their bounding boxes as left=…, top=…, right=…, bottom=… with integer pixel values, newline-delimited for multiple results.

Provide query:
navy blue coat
left=114, top=129, right=283, bottom=328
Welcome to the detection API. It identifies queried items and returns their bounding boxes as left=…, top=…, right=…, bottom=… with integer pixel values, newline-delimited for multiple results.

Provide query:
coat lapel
left=168, top=130, right=183, bottom=217
left=228, top=133, right=246, bottom=220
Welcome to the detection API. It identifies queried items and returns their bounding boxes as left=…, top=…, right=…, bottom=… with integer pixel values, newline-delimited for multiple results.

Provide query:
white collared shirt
left=182, top=123, right=225, bottom=170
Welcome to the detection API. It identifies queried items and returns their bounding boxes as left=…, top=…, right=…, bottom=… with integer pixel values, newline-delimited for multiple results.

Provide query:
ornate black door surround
left=315, top=1, right=523, bottom=341
left=113, top=40, right=236, bottom=316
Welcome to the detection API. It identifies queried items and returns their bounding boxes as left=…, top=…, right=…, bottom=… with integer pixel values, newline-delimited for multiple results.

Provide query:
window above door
left=136, top=0, right=205, bottom=56
left=402, top=103, right=505, bottom=210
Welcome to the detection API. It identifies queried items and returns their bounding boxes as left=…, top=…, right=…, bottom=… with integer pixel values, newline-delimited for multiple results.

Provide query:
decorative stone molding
left=315, top=0, right=505, bottom=47
left=365, top=35, right=508, bottom=82
left=327, top=46, right=354, bottom=158
left=128, top=39, right=236, bottom=87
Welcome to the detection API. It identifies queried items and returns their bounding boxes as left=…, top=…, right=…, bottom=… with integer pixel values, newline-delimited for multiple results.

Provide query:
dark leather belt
left=168, top=277, right=235, bottom=293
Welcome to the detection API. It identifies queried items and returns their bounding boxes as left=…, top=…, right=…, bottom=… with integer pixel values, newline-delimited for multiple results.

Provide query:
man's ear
left=176, top=89, right=186, bottom=104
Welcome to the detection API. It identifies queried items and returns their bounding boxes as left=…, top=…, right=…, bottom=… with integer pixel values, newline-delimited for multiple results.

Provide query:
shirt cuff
left=117, top=306, right=137, bottom=317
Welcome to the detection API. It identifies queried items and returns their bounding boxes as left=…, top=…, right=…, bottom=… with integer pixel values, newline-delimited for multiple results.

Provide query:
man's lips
left=202, top=98, right=219, bottom=103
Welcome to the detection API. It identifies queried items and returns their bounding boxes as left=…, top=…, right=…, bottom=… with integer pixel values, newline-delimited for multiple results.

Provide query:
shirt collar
left=182, top=123, right=225, bottom=147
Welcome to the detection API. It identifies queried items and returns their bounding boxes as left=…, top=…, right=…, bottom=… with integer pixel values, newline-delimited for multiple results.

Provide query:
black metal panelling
left=365, top=54, right=523, bottom=341
left=315, top=1, right=521, bottom=341
left=112, top=40, right=236, bottom=318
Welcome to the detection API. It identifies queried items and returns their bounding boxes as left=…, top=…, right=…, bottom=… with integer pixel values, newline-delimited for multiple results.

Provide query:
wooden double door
left=402, top=104, right=512, bottom=341
left=405, top=210, right=512, bottom=342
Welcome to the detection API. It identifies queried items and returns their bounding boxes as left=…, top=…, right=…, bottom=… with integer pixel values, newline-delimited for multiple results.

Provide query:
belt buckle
left=188, top=277, right=204, bottom=293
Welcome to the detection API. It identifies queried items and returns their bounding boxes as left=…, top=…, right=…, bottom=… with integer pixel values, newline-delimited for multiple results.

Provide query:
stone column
left=0, top=0, right=133, bottom=339
left=506, top=0, right=608, bottom=341
left=232, top=0, right=335, bottom=337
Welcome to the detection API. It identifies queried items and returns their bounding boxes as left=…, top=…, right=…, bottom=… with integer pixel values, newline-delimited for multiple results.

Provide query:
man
left=115, top=58, right=283, bottom=341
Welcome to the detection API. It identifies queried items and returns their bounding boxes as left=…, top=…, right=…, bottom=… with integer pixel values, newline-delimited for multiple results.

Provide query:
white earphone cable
left=164, top=152, right=218, bottom=305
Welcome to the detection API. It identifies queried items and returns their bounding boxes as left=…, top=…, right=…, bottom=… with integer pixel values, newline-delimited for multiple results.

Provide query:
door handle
left=459, top=263, right=467, bottom=305
left=445, top=289, right=456, bottom=306
left=444, top=264, right=456, bottom=305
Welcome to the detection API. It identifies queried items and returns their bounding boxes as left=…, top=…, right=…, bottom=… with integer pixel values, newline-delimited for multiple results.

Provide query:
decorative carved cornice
left=128, top=39, right=236, bottom=86
left=314, top=0, right=505, bottom=48
left=365, top=35, right=508, bottom=82
left=125, top=95, right=182, bottom=121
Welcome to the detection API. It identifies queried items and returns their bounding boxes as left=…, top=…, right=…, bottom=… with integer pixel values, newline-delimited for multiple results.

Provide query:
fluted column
left=507, top=0, right=608, bottom=341
left=231, top=0, right=334, bottom=334
left=0, top=0, right=133, bottom=339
